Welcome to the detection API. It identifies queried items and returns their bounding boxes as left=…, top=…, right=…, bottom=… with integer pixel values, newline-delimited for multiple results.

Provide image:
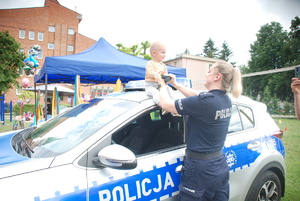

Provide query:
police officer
left=155, top=61, right=243, bottom=201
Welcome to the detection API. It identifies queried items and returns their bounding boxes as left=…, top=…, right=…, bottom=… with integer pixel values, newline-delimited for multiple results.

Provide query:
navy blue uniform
left=175, top=90, right=232, bottom=201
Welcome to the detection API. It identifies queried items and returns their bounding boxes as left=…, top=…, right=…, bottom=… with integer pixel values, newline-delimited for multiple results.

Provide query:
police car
left=0, top=80, right=285, bottom=201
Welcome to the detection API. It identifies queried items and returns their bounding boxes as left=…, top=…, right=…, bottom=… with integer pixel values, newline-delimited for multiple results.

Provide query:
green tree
left=116, top=43, right=123, bottom=50
left=143, top=54, right=152, bottom=60
left=203, top=38, right=218, bottom=58
left=268, top=96, right=280, bottom=114
left=249, top=22, right=288, bottom=71
left=18, top=90, right=34, bottom=103
left=117, top=42, right=151, bottom=60
left=0, top=31, right=25, bottom=95
left=140, top=41, right=151, bottom=59
left=261, top=85, right=272, bottom=104
left=218, top=41, right=233, bottom=62
left=184, top=48, right=190, bottom=55
left=260, top=85, right=280, bottom=114
left=130, top=44, right=140, bottom=56
left=283, top=101, right=294, bottom=115
left=116, top=43, right=131, bottom=54
left=283, top=16, right=300, bottom=66
left=140, top=41, right=150, bottom=55
left=243, top=22, right=289, bottom=100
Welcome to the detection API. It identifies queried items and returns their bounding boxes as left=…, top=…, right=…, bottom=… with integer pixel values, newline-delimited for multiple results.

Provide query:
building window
left=49, top=25, right=55, bottom=32
left=38, top=32, right=44, bottom=41
left=67, top=45, right=74, bottom=52
left=48, top=43, right=55, bottom=49
left=19, top=30, right=25, bottom=39
left=68, top=28, right=75, bottom=35
left=29, top=31, right=34, bottom=40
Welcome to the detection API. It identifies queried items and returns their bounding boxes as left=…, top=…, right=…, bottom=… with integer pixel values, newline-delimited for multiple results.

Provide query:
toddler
left=145, top=42, right=175, bottom=106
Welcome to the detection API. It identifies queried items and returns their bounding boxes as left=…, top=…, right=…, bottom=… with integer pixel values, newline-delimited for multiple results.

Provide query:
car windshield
left=13, top=98, right=137, bottom=158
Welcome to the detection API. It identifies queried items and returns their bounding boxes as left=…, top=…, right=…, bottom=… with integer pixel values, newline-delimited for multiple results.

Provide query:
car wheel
left=245, top=170, right=281, bottom=201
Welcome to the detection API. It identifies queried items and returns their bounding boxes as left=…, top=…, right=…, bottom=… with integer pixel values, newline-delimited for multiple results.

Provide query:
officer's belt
left=185, top=149, right=223, bottom=160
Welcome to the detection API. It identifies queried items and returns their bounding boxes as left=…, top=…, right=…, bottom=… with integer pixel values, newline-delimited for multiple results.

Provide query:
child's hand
left=154, top=72, right=164, bottom=85
left=158, top=71, right=166, bottom=75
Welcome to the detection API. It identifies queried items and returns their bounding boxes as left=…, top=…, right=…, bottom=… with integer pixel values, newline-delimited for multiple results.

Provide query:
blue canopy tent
left=34, top=37, right=186, bottom=84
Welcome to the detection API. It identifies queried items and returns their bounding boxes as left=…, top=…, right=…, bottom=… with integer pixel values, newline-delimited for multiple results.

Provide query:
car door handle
left=247, top=141, right=261, bottom=151
left=175, top=165, right=183, bottom=173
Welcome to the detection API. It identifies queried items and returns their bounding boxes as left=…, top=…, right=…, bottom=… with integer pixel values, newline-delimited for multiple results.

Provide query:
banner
left=52, top=87, right=59, bottom=116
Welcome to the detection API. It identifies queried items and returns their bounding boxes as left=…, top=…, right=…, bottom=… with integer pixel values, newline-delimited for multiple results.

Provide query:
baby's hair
left=150, top=42, right=165, bottom=53
left=216, top=61, right=243, bottom=98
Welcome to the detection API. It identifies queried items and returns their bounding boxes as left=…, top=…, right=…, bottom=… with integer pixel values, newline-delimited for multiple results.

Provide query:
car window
left=228, top=104, right=255, bottom=134
left=238, top=105, right=255, bottom=129
left=13, top=98, right=138, bottom=158
left=228, top=104, right=243, bottom=133
left=112, top=108, right=184, bottom=155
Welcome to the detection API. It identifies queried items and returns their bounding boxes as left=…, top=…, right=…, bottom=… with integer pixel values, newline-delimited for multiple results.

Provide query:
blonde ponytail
left=231, top=67, right=243, bottom=98
left=216, top=62, right=243, bottom=98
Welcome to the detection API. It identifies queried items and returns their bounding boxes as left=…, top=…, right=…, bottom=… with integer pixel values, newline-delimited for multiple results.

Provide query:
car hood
left=0, top=131, right=53, bottom=179
left=0, top=131, right=28, bottom=166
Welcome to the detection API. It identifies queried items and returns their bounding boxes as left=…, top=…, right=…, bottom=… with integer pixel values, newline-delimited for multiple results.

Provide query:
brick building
left=0, top=0, right=97, bottom=106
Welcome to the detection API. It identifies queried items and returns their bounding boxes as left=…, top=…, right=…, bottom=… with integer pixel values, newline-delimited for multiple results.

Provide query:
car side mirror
left=92, top=144, right=137, bottom=169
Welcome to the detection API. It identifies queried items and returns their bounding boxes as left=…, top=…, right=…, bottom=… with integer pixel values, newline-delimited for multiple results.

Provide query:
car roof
left=101, top=91, right=151, bottom=103
left=230, top=94, right=267, bottom=111
left=100, top=90, right=266, bottom=112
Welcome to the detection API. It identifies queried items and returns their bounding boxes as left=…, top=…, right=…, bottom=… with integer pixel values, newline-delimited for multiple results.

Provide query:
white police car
left=0, top=81, right=285, bottom=201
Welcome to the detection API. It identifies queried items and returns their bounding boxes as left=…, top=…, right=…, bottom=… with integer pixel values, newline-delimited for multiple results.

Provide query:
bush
left=283, top=101, right=294, bottom=115
left=266, top=97, right=280, bottom=114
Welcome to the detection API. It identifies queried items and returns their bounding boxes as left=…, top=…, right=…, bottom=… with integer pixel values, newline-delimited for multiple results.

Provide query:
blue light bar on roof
left=125, top=78, right=192, bottom=90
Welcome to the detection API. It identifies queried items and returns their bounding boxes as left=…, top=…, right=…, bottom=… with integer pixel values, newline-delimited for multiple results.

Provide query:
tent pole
left=34, top=82, right=37, bottom=125
left=45, top=74, right=48, bottom=121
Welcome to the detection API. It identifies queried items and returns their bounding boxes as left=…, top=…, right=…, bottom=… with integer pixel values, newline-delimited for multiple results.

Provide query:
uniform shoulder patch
left=199, top=92, right=214, bottom=99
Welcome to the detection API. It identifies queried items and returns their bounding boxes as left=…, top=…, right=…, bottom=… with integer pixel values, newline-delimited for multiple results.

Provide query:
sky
left=0, top=0, right=299, bottom=66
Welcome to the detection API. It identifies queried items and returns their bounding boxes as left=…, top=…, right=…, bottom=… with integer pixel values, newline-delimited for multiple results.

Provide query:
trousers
left=178, top=154, right=229, bottom=201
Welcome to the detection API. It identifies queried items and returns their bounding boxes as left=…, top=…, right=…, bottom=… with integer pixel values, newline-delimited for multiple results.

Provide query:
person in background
left=43, top=98, right=52, bottom=119
left=155, top=61, right=242, bottom=201
left=291, top=77, right=300, bottom=119
left=46, top=98, right=52, bottom=115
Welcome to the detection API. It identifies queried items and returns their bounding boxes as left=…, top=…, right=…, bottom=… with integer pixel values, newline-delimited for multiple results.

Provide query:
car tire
left=245, top=170, right=281, bottom=201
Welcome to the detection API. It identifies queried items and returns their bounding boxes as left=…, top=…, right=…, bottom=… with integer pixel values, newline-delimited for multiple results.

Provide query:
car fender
left=228, top=147, right=285, bottom=201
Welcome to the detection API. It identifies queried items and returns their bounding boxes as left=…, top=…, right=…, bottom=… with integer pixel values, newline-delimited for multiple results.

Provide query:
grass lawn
left=0, top=116, right=299, bottom=200
left=0, top=115, right=33, bottom=133
left=274, top=118, right=300, bottom=201
left=0, top=122, right=32, bottom=133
